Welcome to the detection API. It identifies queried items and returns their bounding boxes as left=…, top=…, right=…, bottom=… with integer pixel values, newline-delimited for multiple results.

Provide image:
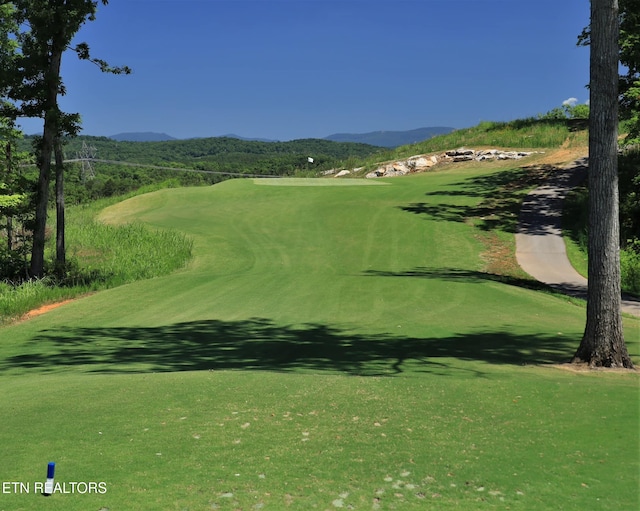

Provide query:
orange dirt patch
left=23, top=299, right=76, bottom=319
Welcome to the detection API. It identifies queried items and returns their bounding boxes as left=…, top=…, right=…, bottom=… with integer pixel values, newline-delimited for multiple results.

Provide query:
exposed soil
left=21, top=298, right=77, bottom=320
left=536, top=147, right=588, bottom=167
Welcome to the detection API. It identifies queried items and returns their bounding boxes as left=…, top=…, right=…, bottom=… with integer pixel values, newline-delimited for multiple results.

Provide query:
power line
left=74, top=158, right=282, bottom=178
left=21, top=158, right=283, bottom=179
left=76, top=141, right=96, bottom=183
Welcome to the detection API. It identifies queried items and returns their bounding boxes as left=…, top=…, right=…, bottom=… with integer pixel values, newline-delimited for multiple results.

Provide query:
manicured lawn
left=1, top=162, right=638, bottom=510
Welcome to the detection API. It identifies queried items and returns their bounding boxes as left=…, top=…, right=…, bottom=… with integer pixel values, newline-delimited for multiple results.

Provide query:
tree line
left=19, top=134, right=383, bottom=175
left=1, top=0, right=130, bottom=280
left=12, top=134, right=383, bottom=205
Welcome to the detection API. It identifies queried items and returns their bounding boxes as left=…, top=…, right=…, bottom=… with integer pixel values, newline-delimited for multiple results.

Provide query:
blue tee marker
left=44, top=462, right=55, bottom=495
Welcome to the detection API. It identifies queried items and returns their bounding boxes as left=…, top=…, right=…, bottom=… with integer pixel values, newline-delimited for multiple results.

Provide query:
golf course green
left=0, top=159, right=638, bottom=510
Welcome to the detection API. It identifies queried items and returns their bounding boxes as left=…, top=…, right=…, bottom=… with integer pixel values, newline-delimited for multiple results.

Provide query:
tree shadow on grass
left=363, top=266, right=554, bottom=293
left=2, top=317, right=577, bottom=376
left=399, top=164, right=562, bottom=233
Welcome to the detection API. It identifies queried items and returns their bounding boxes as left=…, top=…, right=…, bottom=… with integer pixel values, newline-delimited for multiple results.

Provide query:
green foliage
left=0, top=118, right=35, bottom=281
left=0, top=4, right=19, bottom=100
left=618, top=148, right=640, bottom=294
left=538, top=104, right=590, bottom=120
left=579, top=0, right=640, bottom=144
left=621, top=240, right=640, bottom=295
left=0, top=187, right=25, bottom=209
left=2, top=0, right=131, bottom=278
left=42, top=136, right=382, bottom=167
left=568, top=103, right=591, bottom=119
left=622, top=80, right=640, bottom=144
left=619, top=147, right=640, bottom=245
left=12, top=135, right=384, bottom=205
left=619, top=0, right=640, bottom=144
left=563, top=149, right=640, bottom=296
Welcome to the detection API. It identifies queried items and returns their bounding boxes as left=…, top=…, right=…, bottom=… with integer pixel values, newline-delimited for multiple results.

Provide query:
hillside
left=41, top=135, right=384, bottom=170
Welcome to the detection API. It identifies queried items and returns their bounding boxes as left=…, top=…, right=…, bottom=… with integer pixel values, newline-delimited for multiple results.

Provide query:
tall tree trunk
left=572, top=0, right=634, bottom=368
left=29, top=45, right=63, bottom=279
left=6, top=216, right=13, bottom=252
left=54, top=138, right=65, bottom=272
left=5, top=141, right=13, bottom=252
left=29, top=114, right=54, bottom=278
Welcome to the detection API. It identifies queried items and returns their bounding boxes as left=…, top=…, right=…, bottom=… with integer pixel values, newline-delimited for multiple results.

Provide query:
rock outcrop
left=361, top=148, right=538, bottom=178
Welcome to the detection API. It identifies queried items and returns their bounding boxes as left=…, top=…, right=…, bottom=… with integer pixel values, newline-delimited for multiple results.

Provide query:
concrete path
left=515, top=158, right=640, bottom=317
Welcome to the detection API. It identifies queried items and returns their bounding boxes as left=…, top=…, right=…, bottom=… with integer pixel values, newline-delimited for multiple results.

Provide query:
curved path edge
left=515, top=158, right=640, bottom=317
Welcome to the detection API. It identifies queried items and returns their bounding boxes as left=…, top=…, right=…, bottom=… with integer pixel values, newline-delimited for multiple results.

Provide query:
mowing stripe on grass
left=0, top=161, right=637, bottom=510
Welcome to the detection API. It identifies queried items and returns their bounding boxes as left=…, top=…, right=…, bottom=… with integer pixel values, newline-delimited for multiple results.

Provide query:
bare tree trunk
left=572, top=0, right=634, bottom=368
left=29, top=116, right=54, bottom=279
left=54, top=138, right=65, bottom=272
left=6, top=217, right=12, bottom=252
left=29, top=44, right=63, bottom=279
left=5, top=142, right=13, bottom=252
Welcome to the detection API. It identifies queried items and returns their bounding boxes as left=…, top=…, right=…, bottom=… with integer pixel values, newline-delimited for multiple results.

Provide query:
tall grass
left=62, top=221, right=193, bottom=286
left=0, top=192, right=193, bottom=324
left=621, top=242, right=640, bottom=295
left=0, top=278, right=81, bottom=320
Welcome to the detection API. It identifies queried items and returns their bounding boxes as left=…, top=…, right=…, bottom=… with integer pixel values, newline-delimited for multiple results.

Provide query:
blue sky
left=18, top=0, right=591, bottom=141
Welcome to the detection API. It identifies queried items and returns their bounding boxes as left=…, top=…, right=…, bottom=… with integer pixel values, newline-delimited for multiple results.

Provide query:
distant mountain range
left=220, top=134, right=277, bottom=143
left=107, top=127, right=456, bottom=148
left=324, top=127, right=455, bottom=147
left=110, top=132, right=177, bottom=142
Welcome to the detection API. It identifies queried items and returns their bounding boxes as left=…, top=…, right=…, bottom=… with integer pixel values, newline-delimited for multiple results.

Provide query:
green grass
left=0, top=278, right=81, bottom=320
left=0, top=162, right=638, bottom=510
left=0, top=188, right=193, bottom=323
left=1, top=369, right=637, bottom=510
left=562, top=186, right=589, bottom=279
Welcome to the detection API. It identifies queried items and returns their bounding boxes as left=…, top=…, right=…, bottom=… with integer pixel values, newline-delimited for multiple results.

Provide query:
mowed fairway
left=1, top=164, right=638, bottom=510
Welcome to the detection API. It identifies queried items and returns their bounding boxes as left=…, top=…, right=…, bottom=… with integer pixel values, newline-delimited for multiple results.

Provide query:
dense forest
left=15, top=135, right=385, bottom=203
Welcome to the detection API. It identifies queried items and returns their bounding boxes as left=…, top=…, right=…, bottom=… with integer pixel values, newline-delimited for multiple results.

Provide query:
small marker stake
left=44, top=462, right=55, bottom=495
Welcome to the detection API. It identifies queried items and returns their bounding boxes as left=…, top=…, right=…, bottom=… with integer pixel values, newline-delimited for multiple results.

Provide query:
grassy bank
left=356, top=118, right=588, bottom=171
left=0, top=186, right=193, bottom=323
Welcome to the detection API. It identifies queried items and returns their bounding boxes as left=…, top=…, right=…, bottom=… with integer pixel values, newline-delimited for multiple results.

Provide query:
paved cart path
left=515, top=158, right=640, bottom=317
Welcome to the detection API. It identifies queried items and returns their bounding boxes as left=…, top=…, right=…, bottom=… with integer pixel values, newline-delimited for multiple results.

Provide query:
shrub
left=621, top=241, right=640, bottom=296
